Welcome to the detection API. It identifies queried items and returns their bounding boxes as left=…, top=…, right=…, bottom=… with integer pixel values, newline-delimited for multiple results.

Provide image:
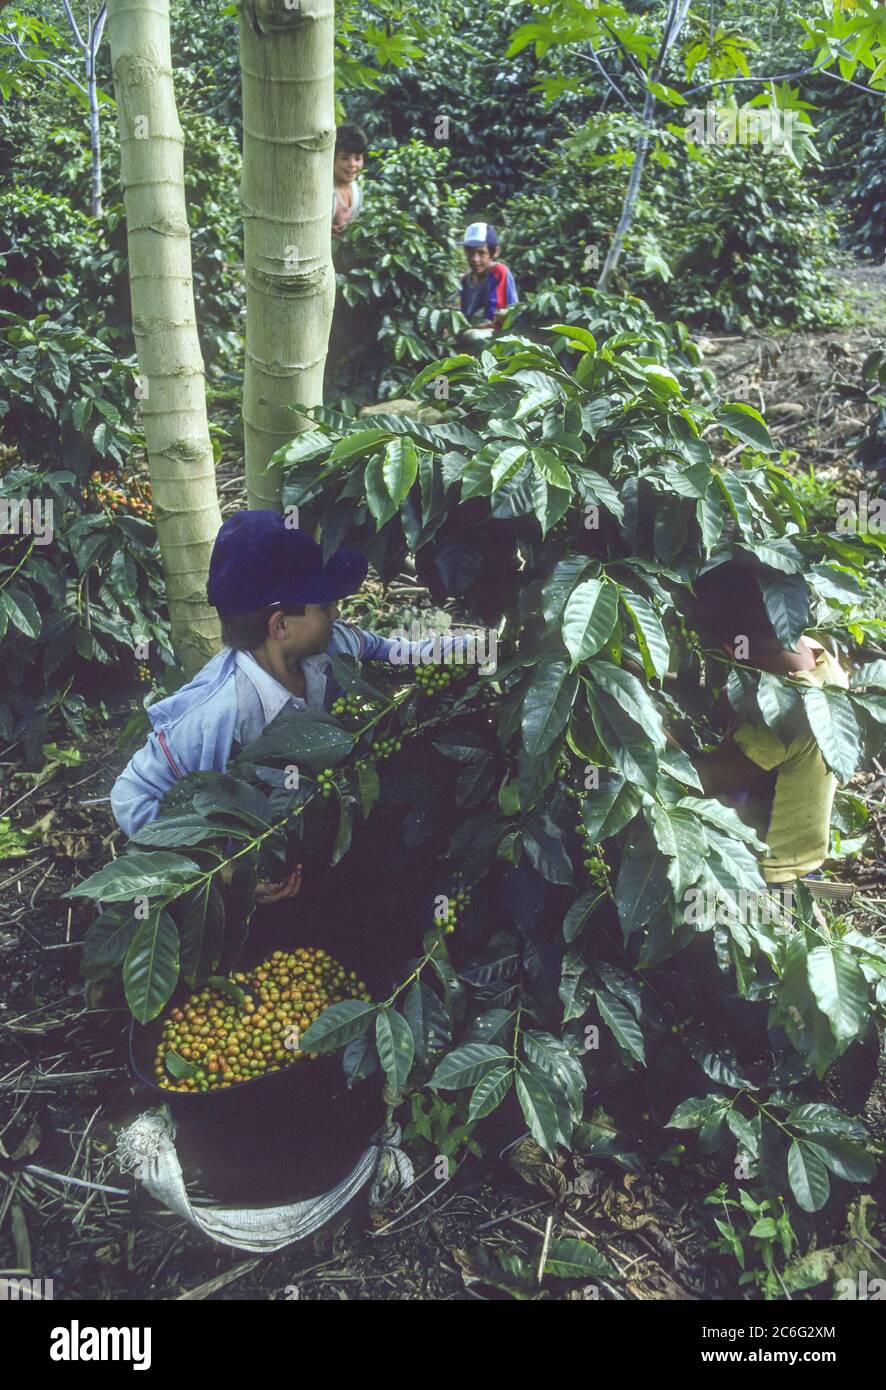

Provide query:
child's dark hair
left=220, top=604, right=305, bottom=652
left=335, top=122, right=368, bottom=157
left=691, top=559, right=778, bottom=646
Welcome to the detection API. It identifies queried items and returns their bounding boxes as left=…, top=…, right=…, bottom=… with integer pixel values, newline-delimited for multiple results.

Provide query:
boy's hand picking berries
left=254, top=863, right=303, bottom=905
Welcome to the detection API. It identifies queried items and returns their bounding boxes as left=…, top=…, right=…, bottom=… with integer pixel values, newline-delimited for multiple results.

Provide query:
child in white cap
left=457, top=222, right=518, bottom=348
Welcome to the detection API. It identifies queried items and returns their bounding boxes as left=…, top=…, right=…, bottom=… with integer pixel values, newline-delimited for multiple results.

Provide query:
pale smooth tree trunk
left=86, top=12, right=105, bottom=217
left=239, top=0, right=336, bottom=511
left=62, top=0, right=107, bottom=215
left=107, top=0, right=222, bottom=674
left=598, top=0, right=692, bottom=293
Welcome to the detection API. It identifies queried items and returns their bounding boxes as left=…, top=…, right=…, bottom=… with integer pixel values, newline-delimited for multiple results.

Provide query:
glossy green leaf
left=381, top=436, right=419, bottom=505
left=788, top=1140, right=831, bottom=1212
left=365, top=452, right=399, bottom=526
left=806, top=943, right=869, bottom=1043
left=595, top=989, right=646, bottom=1064
left=164, top=1049, right=198, bottom=1080
left=468, top=1064, right=514, bottom=1121
left=562, top=890, right=605, bottom=943
left=331, top=796, right=352, bottom=866
left=850, top=660, right=886, bottom=691
left=516, top=1066, right=562, bottom=1155
left=123, top=910, right=180, bottom=1024
left=81, top=910, right=138, bottom=977
left=1, top=587, right=41, bottom=638
left=620, top=593, right=670, bottom=679
left=234, top=709, right=355, bottom=770
left=129, top=815, right=243, bottom=849
left=300, top=999, right=377, bottom=1052
left=804, top=1134, right=877, bottom=1183
left=521, top=660, right=578, bottom=760
left=430, top=1042, right=511, bottom=1091
left=586, top=663, right=667, bottom=749
left=532, top=446, right=572, bottom=491
left=801, top=686, right=862, bottom=784
left=756, top=672, right=801, bottom=731
left=178, top=879, right=225, bottom=987
left=580, top=775, right=643, bottom=843
left=561, top=579, right=619, bottom=665
left=666, top=1096, right=724, bottom=1130
left=402, top=979, right=451, bottom=1064
left=585, top=686, right=658, bottom=795
left=615, top=827, right=671, bottom=942
left=756, top=570, right=810, bottom=646
left=356, top=761, right=380, bottom=818
left=541, top=555, right=594, bottom=627
left=490, top=443, right=529, bottom=489
left=523, top=1030, right=586, bottom=1118
left=67, top=852, right=201, bottom=902
left=550, top=323, right=596, bottom=352
left=375, top=1007, right=414, bottom=1092
left=719, top=401, right=774, bottom=451
left=649, top=804, right=708, bottom=895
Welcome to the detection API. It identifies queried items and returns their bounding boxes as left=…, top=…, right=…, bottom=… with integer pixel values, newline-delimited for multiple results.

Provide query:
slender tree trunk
left=87, top=54, right=103, bottom=217
left=107, top=0, right=222, bottom=675
left=57, top=0, right=107, bottom=217
left=597, top=103, right=653, bottom=294
left=597, top=0, right=692, bottom=292
left=239, top=0, right=336, bottom=511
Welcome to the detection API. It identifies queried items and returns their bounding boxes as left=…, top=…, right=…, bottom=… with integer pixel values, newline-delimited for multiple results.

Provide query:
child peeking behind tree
left=331, top=122, right=367, bottom=238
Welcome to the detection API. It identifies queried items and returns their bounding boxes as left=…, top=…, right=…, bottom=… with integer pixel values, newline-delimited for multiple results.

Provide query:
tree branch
left=684, top=63, right=884, bottom=102
left=597, top=0, right=693, bottom=294
left=821, top=67, right=885, bottom=97
left=600, top=18, right=646, bottom=84
left=60, top=0, right=87, bottom=52
left=585, top=39, right=637, bottom=110
left=92, top=2, right=108, bottom=56
left=683, top=67, right=819, bottom=98
left=0, top=32, right=88, bottom=94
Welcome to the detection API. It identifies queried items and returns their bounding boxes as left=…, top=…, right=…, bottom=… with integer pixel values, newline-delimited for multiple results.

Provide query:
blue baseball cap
left=207, top=510, right=368, bottom=614
left=464, top=221, right=498, bottom=250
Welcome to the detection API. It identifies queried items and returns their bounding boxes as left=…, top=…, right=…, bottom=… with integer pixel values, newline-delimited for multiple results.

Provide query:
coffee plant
left=0, top=311, right=170, bottom=752
left=72, top=320, right=886, bottom=1216
left=664, top=145, right=842, bottom=332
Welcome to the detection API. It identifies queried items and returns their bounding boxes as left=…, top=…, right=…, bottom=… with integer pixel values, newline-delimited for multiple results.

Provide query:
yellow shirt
left=732, top=645, right=848, bottom=884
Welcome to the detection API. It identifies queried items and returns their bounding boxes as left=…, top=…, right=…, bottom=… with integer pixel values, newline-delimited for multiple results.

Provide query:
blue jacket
left=110, top=622, right=470, bottom=837
left=460, top=261, right=518, bottom=323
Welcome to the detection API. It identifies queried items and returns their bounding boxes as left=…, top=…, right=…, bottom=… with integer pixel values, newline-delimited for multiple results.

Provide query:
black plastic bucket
left=128, top=909, right=386, bottom=1205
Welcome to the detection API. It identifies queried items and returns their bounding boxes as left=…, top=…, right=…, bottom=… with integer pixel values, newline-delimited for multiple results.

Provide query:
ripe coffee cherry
left=154, top=948, right=371, bottom=1091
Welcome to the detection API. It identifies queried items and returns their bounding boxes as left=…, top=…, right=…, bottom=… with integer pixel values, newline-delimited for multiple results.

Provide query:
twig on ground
left=536, top=1212, right=553, bottom=1286
left=21, top=1165, right=128, bottom=1197
left=177, top=1258, right=262, bottom=1300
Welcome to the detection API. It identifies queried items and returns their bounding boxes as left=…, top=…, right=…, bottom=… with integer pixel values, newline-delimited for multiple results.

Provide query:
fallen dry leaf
left=11, top=1116, right=41, bottom=1162
left=506, top=1137, right=568, bottom=1199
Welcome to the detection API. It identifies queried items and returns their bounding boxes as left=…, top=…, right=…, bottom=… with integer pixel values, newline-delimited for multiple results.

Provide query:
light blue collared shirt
left=233, top=649, right=330, bottom=746
left=110, top=621, right=477, bottom=837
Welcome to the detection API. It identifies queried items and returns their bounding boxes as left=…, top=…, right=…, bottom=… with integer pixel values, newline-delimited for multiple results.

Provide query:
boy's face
left=334, top=149, right=364, bottom=183
left=266, top=602, right=339, bottom=659
left=466, top=244, right=492, bottom=275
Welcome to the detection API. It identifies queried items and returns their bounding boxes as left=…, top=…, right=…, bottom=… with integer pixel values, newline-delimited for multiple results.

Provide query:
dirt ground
left=1, top=281, right=885, bottom=1302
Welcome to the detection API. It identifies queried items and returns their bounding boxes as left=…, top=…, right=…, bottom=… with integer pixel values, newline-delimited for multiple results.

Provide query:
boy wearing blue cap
left=110, top=512, right=469, bottom=900
left=457, top=222, right=518, bottom=349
